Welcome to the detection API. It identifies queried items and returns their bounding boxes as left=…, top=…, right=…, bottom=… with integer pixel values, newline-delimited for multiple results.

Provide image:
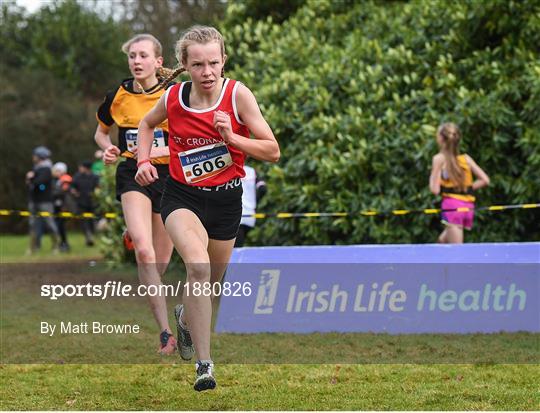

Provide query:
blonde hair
left=158, top=26, right=226, bottom=90
left=175, top=25, right=225, bottom=66
left=121, top=34, right=162, bottom=57
left=437, top=122, right=465, bottom=192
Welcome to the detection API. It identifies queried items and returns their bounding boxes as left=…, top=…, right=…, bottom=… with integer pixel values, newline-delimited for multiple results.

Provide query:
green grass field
left=1, top=234, right=538, bottom=410
left=1, top=233, right=100, bottom=263
left=1, top=364, right=538, bottom=410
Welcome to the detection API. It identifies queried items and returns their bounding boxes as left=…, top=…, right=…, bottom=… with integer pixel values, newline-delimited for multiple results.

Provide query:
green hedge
left=95, top=163, right=134, bottom=264
left=221, top=0, right=540, bottom=245
left=94, top=0, right=539, bottom=262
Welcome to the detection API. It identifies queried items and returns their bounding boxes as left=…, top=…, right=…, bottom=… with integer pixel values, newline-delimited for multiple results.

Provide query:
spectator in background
left=91, top=149, right=107, bottom=232
left=52, top=162, right=73, bottom=252
left=234, top=163, right=267, bottom=248
left=92, top=149, right=105, bottom=176
left=72, top=161, right=99, bottom=246
left=26, top=146, right=59, bottom=253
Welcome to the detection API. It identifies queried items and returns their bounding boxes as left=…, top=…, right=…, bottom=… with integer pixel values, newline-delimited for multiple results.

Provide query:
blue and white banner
left=216, top=243, right=540, bottom=334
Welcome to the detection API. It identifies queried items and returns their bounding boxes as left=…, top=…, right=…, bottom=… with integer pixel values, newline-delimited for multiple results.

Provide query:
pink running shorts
left=441, top=197, right=475, bottom=230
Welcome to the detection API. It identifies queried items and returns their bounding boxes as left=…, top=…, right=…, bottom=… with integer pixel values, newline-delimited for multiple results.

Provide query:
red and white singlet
left=165, top=78, right=250, bottom=186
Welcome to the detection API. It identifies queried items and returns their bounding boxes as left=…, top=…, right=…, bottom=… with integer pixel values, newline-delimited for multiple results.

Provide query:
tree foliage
left=0, top=1, right=131, bottom=232
left=221, top=0, right=540, bottom=245
left=1, top=0, right=131, bottom=98
left=2, top=0, right=538, bottom=248
left=117, top=0, right=226, bottom=66
left=224, top=0, right=305, bottom=26
left=0, top=0, right=228, bottom=237
left=0, top=65, right=99, bottom=230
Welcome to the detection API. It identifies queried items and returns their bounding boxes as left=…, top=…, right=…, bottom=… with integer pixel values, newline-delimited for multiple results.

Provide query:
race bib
left=125, top=128, right=166, bottom=152
left=179, top=142, right=233, bottom=184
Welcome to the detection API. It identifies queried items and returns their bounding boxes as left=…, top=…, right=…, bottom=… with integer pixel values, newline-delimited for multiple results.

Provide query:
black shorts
left=161, top=176, right=243, bottom=241
left=115, top=158, right=170, bottom=213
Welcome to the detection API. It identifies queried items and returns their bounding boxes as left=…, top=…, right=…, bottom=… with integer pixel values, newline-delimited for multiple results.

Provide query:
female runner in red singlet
left=135, top=26, right=279, bottom=391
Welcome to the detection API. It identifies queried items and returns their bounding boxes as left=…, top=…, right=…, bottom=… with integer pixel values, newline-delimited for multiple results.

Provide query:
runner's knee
left=135, top=245, right=156, bottom=263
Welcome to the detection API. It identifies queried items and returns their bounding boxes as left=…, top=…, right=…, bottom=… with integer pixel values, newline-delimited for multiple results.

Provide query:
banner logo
left=253, top=270, right=280, bottom=314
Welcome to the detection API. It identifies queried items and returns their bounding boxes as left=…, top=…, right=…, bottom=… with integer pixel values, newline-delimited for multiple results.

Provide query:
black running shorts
left=160, top=176, right=243, bottom=240
left=115, top=158, right=169, bottom=213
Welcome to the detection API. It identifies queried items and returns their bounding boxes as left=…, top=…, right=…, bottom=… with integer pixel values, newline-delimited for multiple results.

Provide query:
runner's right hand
left=103, top=145, right=121, bottom=165
left=135, top=162, right=158, bottom=186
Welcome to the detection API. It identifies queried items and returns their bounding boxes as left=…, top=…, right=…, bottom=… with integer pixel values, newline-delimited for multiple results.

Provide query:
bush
left=94, top=163, right=135, bottom=265
left=221, top=0, right=540, bottom=245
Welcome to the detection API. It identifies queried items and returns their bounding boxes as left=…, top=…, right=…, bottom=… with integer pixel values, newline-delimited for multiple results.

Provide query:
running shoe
left=174, top=304, right=195, bottom=360
left=194, top=360, right=216, bottom=391
left=158, top=330, right=177, bottom=355
left=122, top=229, right=134, bottom=251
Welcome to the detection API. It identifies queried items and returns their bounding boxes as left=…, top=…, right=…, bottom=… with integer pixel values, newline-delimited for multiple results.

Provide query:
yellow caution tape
left=360, top=211, right=378, bottom=216
left=276, top=213, right=294, bottom=218
left=392, top=210, right=410, bottom=215
left=0, top=203, right=538, bottom=220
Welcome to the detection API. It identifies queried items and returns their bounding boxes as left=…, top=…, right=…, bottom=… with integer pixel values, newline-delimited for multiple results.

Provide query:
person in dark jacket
left=52, top=162, right=74, bottom=252
left=71, top=161, right=99, bottom=246
left=26, top=146, right=59, bottom=253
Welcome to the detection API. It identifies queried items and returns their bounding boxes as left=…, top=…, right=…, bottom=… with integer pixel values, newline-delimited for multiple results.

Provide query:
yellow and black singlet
left=96, top=78, right=171, bottom=165
left=440, top=154, right=475, bottom=202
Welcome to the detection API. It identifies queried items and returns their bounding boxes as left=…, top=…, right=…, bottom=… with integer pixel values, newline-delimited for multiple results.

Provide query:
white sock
left=198, top=359, right=213, bottom=366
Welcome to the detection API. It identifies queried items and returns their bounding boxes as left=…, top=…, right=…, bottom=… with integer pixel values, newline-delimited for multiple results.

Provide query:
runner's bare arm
left=138, top=95, right=168, bottom=162
left=94, top=123, right=120, bottom=165
left=466, top=154, right=490, bottom=190
left=429, top=153, right=444, bottom=195
left=214, top=83, right=279, bottom=163
left=135, top=95, right=167, bottom=185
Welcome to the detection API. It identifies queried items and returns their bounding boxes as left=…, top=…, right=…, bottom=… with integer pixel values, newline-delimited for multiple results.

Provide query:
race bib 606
left=179, top=142, right=233, bottom=184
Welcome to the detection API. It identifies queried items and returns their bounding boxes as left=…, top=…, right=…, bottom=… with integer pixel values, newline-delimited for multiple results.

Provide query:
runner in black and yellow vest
left=94, top=34, right=176, bottom=355
left=429, top=122, right=490, bottom=243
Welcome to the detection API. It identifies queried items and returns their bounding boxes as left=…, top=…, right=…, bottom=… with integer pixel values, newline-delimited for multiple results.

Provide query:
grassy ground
left=0, top=233, right=101, bottom=263
left=1, top=364, right=538, bottom=410
left=0, top=235, right=538, bottom=410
